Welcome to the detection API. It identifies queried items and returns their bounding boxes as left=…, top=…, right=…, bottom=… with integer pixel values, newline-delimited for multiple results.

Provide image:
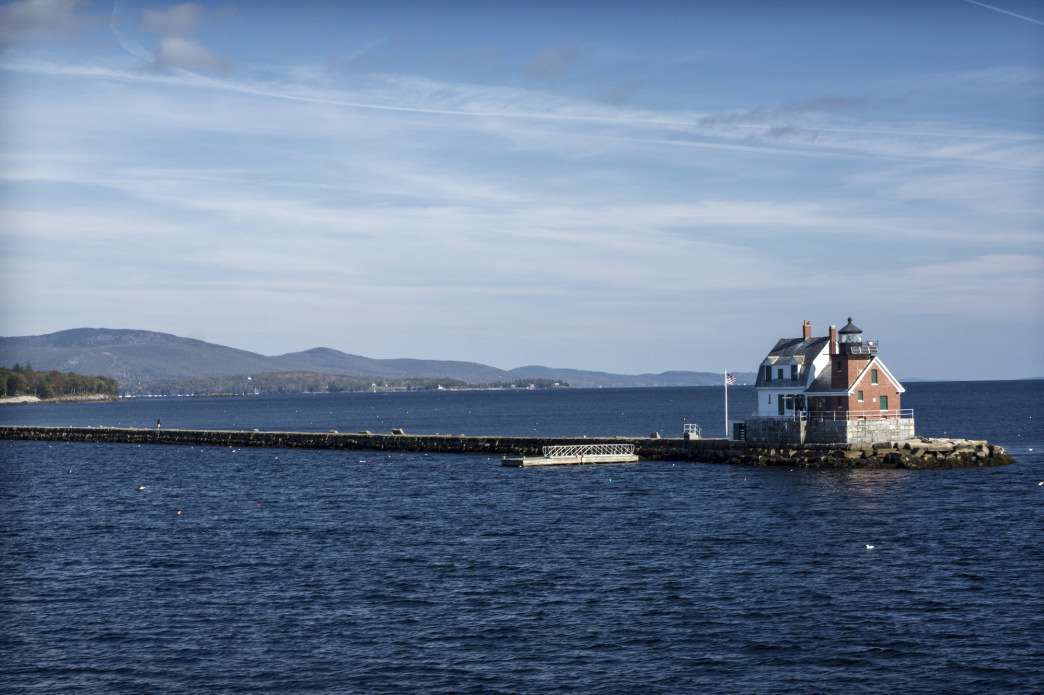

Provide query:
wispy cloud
left=963, top=0, right=1044, bottom=26
left=109, top=0, right=231, bottom=72
left=5, top=57, right=1040, bottom=174
left=845, top=254, right=1044, bottom=321
left=0, top=0, right=88, bottom=51
left=153, top=35, right=230, bottom=72
left=3, top=54, right=1041, bottom=270
left=526, top=42, right=578, bottom=78
left=141, top=2, right=204, bottom=35
left=697, top=96, right=867, bottom=127
left=604, top=76, right=642, bottom=105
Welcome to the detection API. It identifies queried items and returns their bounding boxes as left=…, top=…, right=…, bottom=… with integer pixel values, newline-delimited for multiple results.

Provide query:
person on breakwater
left=157, top=418, right=161, bottom=429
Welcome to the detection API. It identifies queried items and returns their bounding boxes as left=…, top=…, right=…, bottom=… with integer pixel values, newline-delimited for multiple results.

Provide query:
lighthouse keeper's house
left=743, top=318, right=915, bottom=444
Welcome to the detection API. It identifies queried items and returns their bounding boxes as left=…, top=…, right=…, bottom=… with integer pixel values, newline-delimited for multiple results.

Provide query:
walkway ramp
left=502, top=442, right=639, bottom=467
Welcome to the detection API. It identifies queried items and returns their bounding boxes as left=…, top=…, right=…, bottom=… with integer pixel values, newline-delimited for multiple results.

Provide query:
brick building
left=746, top=318, right=914, bottom=444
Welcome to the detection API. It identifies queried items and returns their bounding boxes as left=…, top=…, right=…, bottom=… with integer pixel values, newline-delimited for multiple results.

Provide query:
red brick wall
left=845, top=366, right=901, bottom=415
left=831, top=354, right=870, bottom=389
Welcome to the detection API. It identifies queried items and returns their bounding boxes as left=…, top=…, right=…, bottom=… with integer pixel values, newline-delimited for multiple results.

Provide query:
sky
left=1, top=0, right=1042, bottom=380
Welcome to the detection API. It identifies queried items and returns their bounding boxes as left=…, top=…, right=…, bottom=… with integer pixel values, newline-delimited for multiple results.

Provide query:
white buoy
left=865, top=544, right=875, bottom=550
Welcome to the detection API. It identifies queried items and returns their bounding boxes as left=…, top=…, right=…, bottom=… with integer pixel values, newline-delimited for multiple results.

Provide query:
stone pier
left=0, top=426, right=1015, bottom=469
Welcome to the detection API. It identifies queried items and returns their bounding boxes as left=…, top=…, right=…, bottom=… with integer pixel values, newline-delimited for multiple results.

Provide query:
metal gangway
left=542, top=443, right=636, bottom=459
left=503, top=442, right=639, bottom=467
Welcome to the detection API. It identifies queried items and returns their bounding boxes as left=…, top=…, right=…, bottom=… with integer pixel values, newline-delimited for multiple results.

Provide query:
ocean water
left=1, top=381, right=1042, bottom=693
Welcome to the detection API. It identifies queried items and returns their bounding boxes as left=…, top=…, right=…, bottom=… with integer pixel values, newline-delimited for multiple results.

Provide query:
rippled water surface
left=2, top=382, right=1042, bottom=693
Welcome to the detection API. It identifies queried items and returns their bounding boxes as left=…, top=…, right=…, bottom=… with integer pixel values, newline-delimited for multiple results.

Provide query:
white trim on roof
left=846, top=356, right=905, bottom=394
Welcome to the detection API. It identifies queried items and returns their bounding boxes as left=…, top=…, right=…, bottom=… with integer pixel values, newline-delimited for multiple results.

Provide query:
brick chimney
left=802, top=320, right=811, bottom=340
left=829, top=325, right=838, bottom=355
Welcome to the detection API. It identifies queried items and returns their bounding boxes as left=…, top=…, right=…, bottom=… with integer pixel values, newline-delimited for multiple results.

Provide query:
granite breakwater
left=0, top=425, right=1015, bottom=468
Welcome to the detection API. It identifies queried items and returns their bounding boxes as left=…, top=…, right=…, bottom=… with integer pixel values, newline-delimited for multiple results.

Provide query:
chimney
left=802, top=320, right=811, bottom=340
left=829, top=325, right=838, bottom=355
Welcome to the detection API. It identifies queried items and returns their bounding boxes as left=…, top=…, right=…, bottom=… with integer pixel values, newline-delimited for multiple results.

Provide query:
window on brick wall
left=858, top=390, right=864, bottom=402
left=871, top=369, right=878, bottom=385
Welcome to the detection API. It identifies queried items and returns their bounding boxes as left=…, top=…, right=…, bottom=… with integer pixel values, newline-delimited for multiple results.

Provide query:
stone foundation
left=743, top=418, right=807, bottom=444
left=806, top=417, right=915, bottom=444
left=744, top=417, right=915, bottom=444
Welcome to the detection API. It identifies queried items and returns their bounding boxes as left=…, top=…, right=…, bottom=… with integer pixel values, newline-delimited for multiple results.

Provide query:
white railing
left=683, top=423, right=702, bottom=438
left=543, top=443, right=636, bottom=459
left=807, top=408, right=913, bottom=421
left=752, top=409, right=913, bottom=421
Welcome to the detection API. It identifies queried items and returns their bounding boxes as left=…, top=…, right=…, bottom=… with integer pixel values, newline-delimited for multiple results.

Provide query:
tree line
left=121, top=372, right=568, bottom=396
left=1, top=364, right=120, bottom=399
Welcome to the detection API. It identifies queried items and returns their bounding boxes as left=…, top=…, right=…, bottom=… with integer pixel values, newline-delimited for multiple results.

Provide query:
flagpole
left=724, top=370, right=729, bottom=439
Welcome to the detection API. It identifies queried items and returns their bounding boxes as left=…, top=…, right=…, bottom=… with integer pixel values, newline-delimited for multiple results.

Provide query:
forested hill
left=0, top=329, right=300, bottom=381
left=1, top=364, right=119, bottom=399
left=0, top=328, right=755, bottom=389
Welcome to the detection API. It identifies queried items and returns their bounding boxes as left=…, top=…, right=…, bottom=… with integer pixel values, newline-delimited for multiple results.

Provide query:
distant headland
left=0, top=328, right=756, bottom=395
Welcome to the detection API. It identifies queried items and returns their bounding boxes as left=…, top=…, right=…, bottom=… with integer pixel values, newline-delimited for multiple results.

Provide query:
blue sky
left=1, top=0, right=1042, bottom=380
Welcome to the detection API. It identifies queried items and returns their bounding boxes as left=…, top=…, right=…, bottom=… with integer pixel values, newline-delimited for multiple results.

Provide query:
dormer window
left=791, top=364, right=798, bottom=380
left=777, top=368, right=783, bottom=380
left=765, top=365, right=772, bottom=382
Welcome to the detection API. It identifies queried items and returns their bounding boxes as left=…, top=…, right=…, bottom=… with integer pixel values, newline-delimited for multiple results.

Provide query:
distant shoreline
left=0, top=394, right=117, bottom=406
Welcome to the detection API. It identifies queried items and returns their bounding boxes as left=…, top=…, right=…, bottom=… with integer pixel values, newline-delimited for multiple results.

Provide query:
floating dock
left=502, top=443, right=639, bottom=467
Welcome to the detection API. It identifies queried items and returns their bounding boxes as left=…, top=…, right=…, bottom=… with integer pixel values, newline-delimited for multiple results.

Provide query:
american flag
left=726, top=373, right=736, bottom=386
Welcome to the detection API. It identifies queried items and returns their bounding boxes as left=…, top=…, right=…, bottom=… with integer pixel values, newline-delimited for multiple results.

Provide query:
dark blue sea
left=2, top=381, right=1042, bottom=694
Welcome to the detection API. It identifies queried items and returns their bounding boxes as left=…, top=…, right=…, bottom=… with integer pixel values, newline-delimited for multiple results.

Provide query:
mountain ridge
left=0, top=328, right=754, bottom=388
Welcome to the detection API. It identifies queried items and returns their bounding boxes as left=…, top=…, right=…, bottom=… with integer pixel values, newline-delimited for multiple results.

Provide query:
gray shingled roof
left=753, top=336, right=829, bottom=388
left=805, top=371, right=845, bottom=394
